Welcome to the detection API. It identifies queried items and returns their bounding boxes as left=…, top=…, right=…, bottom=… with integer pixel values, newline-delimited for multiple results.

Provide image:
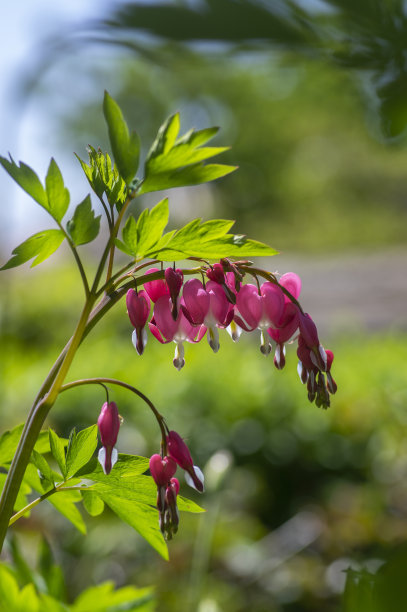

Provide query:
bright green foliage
left=0, top=425, right=203, bottom=557
left=30, top=449, right=54, bottom=485
left=48, top=429, right=66, bottom=479
left=45, top=159, right=70, bottom=223
left=140, top=113, right=236, bottom=194
left=81, top=489, right=104, bottom=516
left=66, top=196, right=101, bottom=246
left=118, top=203, right=277, bottom=260
left=0, top=156, right=48, bottom=209
left=75, top=147, right=127, bottom=208
left=103, top=91, right=140, bottom=185
left=64, top=425, right=98, bottom=479
left=49, top=490, right=87, bottom=535
left=1, top=230, right=65, bottom=270
left=118, top=197, right=169, bottom=259
left=0, top=563, right=155, bottom=612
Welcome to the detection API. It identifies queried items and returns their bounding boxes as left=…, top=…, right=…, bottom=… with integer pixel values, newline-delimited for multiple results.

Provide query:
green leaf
left=177, top=496, right=205, bottom=514
left=0, top=565, right=19, bottom=609
left=65, top=426, right=98, bottom=479
left=146, top=218, right=278, bottom=261
left=48, top=490, right=86, bottom=534
left=0, top=156, right=48, bottom=209
left=0, top=474, right=31, bottom=513
left=146, top=113, right=180, bottom=162
left=122, top=198, right=169, bottom=259
left=0, top=424, right=24, bottom=465
left=45, top=158, right=70, bottom=222
left=66, top=196, right=101, bottom=246
left=103, top=91, right=140, bottom=185
left=30, top=449, right=54, bottom=485
left=1, top=230, right=65, bottom=270
left=17, top=583, right=40, bottom=612
left=98, top=492, right=168, bottom=560
left=76, top=148, right=127, bottom=209
left=71, top=582, right=155, bottom=612
left=140, top=115, right=236, bottom=194
left=81, top=489, right=104, bottom=517
left=77, top=453, right=149, bottom=480
left=49, top=429, right=66, bottom=478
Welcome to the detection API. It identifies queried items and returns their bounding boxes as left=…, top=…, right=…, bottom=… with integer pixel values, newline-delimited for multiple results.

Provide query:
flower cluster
left=149, top=430, right=204, bottom=540
left=126, top=260, right=337, bottom=409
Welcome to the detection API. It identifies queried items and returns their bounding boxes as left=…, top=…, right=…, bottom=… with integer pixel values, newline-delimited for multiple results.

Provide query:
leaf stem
left=57, top=221, right=90, bottom=297
left=9, top=484, right=91, bottom=526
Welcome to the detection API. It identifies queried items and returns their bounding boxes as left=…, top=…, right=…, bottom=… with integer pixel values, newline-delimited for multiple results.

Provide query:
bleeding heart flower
left=126, top=289, right=150, bottom=355
left=97, top=402, right=121, bottom=475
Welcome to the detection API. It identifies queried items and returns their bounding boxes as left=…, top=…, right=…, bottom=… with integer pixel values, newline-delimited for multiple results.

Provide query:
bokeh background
left=2, top=1, right=407, bottom=610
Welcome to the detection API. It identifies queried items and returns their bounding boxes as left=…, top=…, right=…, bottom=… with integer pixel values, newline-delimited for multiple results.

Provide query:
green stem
left=57, top=221, right=90, bottom=297
left=9, top=485, right=90, bottom=527
left=0, top=296, right=96, bottom=550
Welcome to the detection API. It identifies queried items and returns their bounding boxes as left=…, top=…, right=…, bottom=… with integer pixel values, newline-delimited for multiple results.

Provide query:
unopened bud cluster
left=126, top=259, right=337, bottom=409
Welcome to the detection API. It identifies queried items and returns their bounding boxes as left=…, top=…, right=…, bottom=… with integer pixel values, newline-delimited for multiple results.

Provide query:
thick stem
left=0, top=297, right=95, bottom=551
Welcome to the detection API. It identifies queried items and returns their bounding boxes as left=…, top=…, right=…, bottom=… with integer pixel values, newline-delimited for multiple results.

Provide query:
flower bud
left=97, top=402, right=121, bottom=475
left=206, top=263, right=225, bottom=284
left=165, top=267, right=184, bottom=320
left=167, top=430, right=204, bottom=492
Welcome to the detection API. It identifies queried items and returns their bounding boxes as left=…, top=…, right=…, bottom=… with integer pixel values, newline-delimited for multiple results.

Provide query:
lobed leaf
left=66, top=196, right=101, bottom=246
left=48, top=491, right=87, bottom=534
left=65, top=425, right=98, bottom=479
left=81, top=489, right=104, bottom=517
left=1, top=230, right=65, bottom=270
left=140, top=114, right=236, bottom=194
left=98, top=492, right=168, bottom=560
left=45, top=158, right=70, bottom=222
left=145, top=217, right=278, bottom=260
left=49, top=429, right=67, bottom=479
left=0, top=424, right=24, bottom=466
left=30, top=450, right=54, bottom=485
left=0, top=156, right=48, bottom=209
left=103, top=91, right=140, bottom=185
left=121, top=198, right=169, bottom=259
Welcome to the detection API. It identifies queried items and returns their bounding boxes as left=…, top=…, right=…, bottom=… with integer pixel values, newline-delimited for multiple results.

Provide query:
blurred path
left=267, top=247, right=407, bottom=336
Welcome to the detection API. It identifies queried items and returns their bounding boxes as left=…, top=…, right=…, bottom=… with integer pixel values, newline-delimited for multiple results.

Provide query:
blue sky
left=0, top=0, right=113, bottom=249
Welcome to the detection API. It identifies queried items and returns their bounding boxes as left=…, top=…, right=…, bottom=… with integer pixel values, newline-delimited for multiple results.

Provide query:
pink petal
left=261, top=282, right=285, bottom=327
left=279, top=272, right=302, bottom=302
left=236, top=284, right=262, bottom=329
left=182, top=279, right=210, bottom=324
left=144, top=268, right=169, bottom=302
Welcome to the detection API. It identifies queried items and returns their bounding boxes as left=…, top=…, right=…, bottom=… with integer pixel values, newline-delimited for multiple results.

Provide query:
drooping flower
left=297, top=336, right=336, bottom=408
left=149, top=296, right=206, bottom=370
left=182, top=279, right=232, bottom=352
left=298, top=312, right=327, bottom=371
left=267, top=273, right=302, bottom=368
left=235, top=282, right=285, bottom=354
left=97, top=402, right=121, bottom=475
left=126, top=289, right=150, bottom=355
left=167, top=430, right=204, bottom=492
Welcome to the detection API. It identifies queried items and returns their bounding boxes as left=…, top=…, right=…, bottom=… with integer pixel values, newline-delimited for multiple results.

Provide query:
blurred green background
left=2, top=1, right=407, bottom=611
